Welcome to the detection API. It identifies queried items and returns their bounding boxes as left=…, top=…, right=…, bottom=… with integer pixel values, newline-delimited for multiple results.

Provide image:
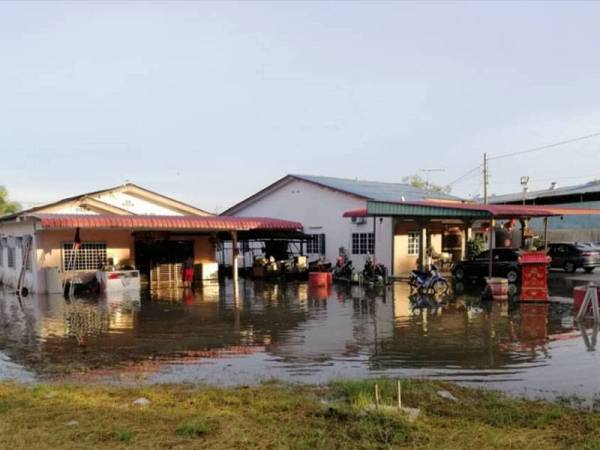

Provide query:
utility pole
left=483, top=153, right=488, bottom=204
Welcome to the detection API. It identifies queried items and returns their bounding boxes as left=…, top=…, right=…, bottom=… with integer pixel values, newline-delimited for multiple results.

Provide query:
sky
left=2, top=1, right=600, bottom=213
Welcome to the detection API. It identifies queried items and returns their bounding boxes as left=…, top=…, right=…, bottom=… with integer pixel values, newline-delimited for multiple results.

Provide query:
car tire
left=565, top=262, right=576, bottom=273
left=585, top=267, right=595, bottom=274
left=506, top=270, right=518, bottom=283
left=454, top=266, right=465, bottom=280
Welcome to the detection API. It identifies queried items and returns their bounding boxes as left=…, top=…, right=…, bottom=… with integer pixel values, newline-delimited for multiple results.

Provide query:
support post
left=231, top=231, right=239, bottom=297
left=418, top=222, right=427, bottom=272
left=461, top=220, right=472, bottom=260
left=488, top=218, right=495, bottom=278
left=543, top=217, right=549, bottom=251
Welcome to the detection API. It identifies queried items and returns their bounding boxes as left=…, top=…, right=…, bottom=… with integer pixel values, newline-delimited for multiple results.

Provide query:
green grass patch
left=0, top=379, right=599, bottom=449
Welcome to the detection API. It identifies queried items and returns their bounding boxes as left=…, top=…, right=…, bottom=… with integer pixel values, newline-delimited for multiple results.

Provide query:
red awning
left=29, top=214, right=302, bottom=232
left=343, top=208, right=368, bottom=218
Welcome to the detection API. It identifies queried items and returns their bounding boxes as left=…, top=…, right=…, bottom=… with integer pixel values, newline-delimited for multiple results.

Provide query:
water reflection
left=0, top=280, right=599, bottom=399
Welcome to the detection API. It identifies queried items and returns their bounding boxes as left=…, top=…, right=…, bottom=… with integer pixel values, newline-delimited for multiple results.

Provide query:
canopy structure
left=343, top=200, right=600, bottom=276
left=343, top=200, right=600, bottom=220
left=26, top=213, right=303, bottom=233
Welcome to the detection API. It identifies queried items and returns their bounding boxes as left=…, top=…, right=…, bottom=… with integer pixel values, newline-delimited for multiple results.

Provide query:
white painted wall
left=223, top=178, right=394, bottom=271
left=0, top=220, right=38, bottom=293
left=94, top=191, right=186, bottom=215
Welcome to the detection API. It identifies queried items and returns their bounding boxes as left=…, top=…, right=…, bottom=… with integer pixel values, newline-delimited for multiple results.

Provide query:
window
left=62, top=242, right=107, bottom=271
left=7, top=247, right=15, bottom=268
left=352, top=233, right=374, bottom=255
left=407, top=232, right=420, bottom=256
left=306, top=234, right=326, bottom=254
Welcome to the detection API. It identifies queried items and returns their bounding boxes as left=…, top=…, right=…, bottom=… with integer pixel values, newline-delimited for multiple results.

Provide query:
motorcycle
left=362, top=255, right=388, bottom=285
left=333, top=255, right=355, bottom=281
left=408, top=265, right=449, bottom=295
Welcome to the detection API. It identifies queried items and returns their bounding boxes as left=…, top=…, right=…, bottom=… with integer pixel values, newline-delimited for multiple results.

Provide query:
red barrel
left=309, top=271, right=328, bottom=288
left=326, top=272, right=333, bottom=286
left=573, top=286, right=600, bottom=311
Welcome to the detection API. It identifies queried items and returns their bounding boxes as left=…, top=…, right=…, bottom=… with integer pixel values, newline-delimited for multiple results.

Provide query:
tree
left=0, top=186, right=21, bottom=216
left=402, top=175, right=451, bottom=194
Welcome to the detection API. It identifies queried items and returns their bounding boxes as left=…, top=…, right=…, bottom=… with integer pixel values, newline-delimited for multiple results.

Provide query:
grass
left=0, top=379, right=599, bottom=449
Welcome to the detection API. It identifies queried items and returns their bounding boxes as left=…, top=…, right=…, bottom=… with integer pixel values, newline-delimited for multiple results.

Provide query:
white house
left=222, top=174, right=462, bottom=276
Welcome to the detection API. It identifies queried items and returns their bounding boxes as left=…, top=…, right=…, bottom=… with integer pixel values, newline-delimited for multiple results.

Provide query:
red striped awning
left=29, top=214, right=302, bottom=232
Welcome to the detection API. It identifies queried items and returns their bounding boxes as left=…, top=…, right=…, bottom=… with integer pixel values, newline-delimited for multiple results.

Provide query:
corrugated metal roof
left=489, top=181, right=600, bottom=204
left=30, top=214, right=302, bottom=231
left=292, top=174, right=459, bottom=202
left=360, top=200, right=600, bottom=219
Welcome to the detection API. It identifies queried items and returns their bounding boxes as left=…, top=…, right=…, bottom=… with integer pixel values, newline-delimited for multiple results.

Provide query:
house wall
left=94, top=191, right=187, bottom=215
left=0, top=220, right=38, bottom=293
left=35, top=229, right=135, bottom=293
left=223, top=178, right=394, bottom=271
left=36, top=192, right=189, bottom=216
left=392, top=220, right=443, bottom=276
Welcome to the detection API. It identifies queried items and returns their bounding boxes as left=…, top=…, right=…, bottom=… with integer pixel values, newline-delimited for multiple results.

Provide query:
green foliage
left=402, top=174, right=452, bottom=194
left=175, top=418, right=214, bottom=437
left=467, top=237, right=486, bottom=258
left=0, top=186, right=20, bottom=216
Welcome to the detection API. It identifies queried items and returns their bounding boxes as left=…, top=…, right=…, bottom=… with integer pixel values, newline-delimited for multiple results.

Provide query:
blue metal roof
left=489, top=181, right=600, bottom=204
left=291, top=174, right=460, bottom=202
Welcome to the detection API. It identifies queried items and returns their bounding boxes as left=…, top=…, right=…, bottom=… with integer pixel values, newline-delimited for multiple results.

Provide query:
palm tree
left=0, top=186, right=21, bottom=216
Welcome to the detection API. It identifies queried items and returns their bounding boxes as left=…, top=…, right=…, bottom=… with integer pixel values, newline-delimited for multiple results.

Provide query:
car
left=451, top=248, right=521, bottom=283
left=547, top=243, right=600, bottom=273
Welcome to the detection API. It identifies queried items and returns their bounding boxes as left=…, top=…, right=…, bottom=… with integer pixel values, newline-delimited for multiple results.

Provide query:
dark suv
left=451, top=248, right=521, bottom=283
left=548, top=243, right=600, bottom=273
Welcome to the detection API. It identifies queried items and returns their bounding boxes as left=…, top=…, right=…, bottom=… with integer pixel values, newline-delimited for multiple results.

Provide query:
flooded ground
left=0, top=273, right=599, bottom=401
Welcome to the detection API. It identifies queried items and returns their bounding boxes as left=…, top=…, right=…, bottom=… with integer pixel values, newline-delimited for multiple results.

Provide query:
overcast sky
left=2, top=1, right=600, bottom=212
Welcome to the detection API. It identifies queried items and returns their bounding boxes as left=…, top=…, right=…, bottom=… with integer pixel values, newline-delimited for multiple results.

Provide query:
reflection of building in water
left=64, top=302, right=111, bottom=340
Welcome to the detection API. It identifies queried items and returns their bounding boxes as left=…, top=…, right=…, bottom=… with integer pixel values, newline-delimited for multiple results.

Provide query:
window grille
left=351, top=233, right=374, bottom=255
left=7, top=247, right=15, bottom=268
left=62, top=242, right=107, bottom=271
left=407, top=232, right=420, bottom=256
left=306, top=234, right=326, bottom=254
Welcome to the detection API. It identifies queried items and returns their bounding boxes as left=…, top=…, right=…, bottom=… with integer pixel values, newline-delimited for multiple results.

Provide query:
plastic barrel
left=326, top=272, right=333, bottom=286
left=309, top=271, right=328, bottom=288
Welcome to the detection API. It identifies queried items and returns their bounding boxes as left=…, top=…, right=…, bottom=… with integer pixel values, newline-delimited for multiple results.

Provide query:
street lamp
left=520, top=176, right=530, bottom=206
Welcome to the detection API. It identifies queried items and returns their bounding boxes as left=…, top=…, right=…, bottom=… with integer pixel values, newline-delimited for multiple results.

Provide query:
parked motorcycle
left=408, top=265, right=448, bottom=295
left=362, top=255, right=388, bottom=285
left=333, top=255, right=355, bottom=281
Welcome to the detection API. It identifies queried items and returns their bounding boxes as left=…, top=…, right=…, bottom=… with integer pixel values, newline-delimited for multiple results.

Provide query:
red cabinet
left=519, top=251, right=550, bottom=302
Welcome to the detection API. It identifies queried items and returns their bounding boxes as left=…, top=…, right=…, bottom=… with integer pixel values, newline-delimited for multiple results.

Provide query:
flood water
left=0, top=275, right=599, bottom=401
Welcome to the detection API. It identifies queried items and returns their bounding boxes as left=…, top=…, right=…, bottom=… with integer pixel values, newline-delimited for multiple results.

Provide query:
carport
left=344, top=200, right=600, bottom=277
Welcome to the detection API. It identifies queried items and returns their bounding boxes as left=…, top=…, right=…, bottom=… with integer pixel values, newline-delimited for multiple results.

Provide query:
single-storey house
left=221, top=174, right=463, bottom=277
left=489, top=181, right=600, bottom=242
left=0, top=183, right=301, bottom=294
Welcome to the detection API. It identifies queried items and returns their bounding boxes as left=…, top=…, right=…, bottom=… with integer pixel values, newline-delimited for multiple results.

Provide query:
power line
left=489, top=130, right=600, bottom=161
left=446, top=164, right=482, bottom=187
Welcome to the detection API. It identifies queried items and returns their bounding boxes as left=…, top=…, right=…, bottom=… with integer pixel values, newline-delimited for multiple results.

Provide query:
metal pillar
left=543, top=217, right=549, bottom=250
left=231, top=231, right=239, bottom=298
left=418, top=222, right=427, bottom=272
left=487, top=218, right=495, bottom=278
left=461, top=220, right=472, bottom=260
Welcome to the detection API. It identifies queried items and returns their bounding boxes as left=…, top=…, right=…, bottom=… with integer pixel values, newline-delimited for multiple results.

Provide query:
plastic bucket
left=486, top=277, right=509, bottom=300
